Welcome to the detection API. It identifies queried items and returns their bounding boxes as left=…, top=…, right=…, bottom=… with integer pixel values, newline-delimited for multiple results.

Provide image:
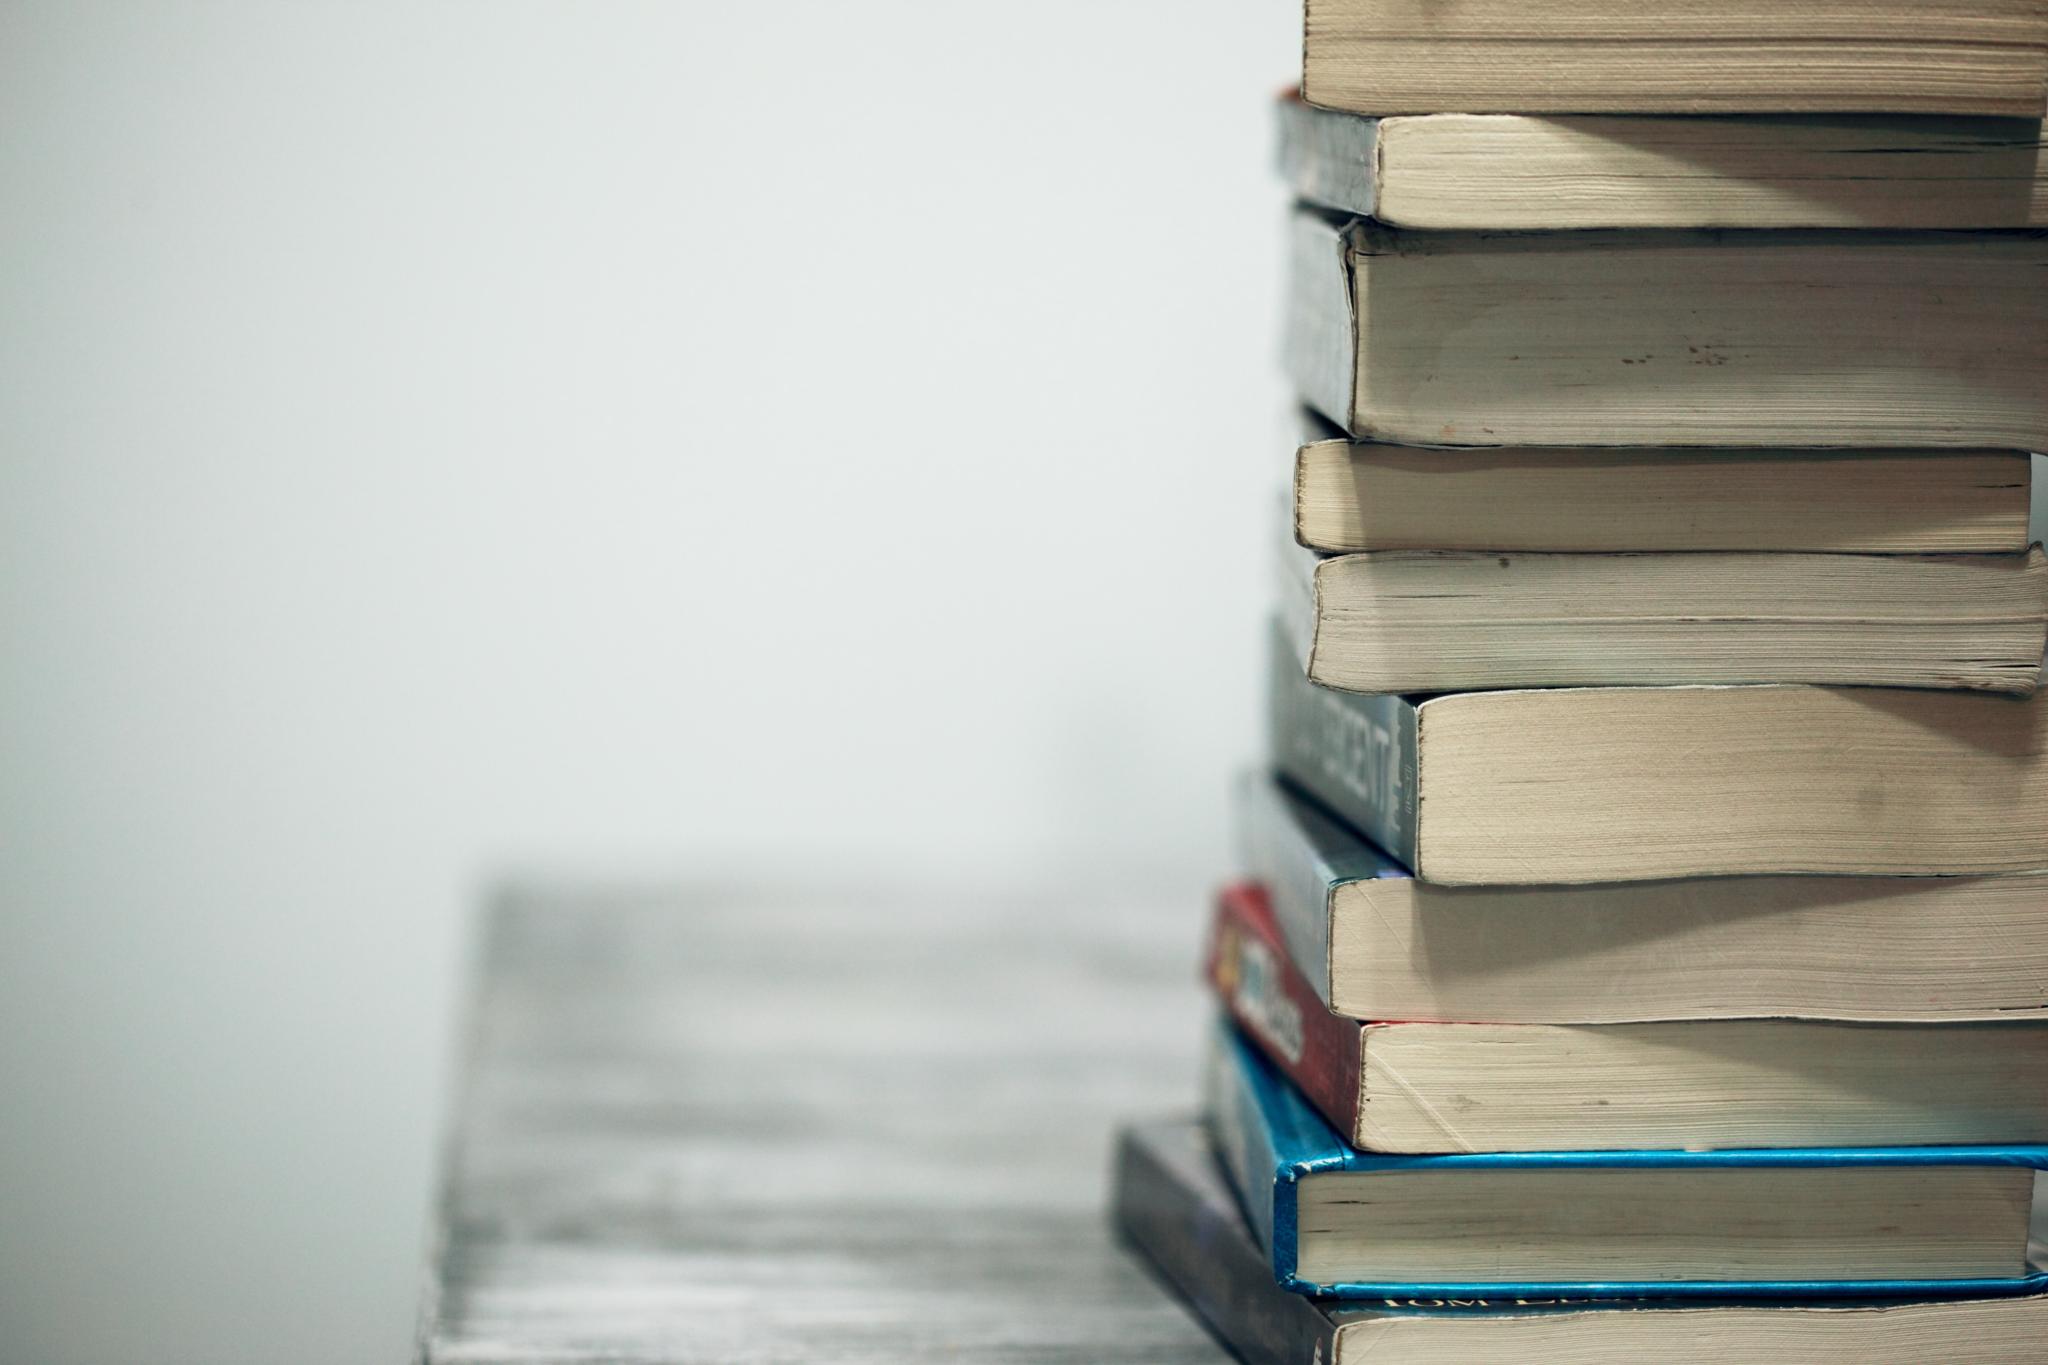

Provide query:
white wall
left=0, top=3, right=1292, bottom=1361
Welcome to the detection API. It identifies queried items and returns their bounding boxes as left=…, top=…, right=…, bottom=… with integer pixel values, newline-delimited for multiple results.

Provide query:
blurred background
left=1, top=2, right=1293, bottom=1361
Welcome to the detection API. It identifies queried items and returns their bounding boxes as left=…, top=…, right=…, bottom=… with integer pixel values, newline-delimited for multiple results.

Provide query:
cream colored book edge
left=1354, top=1020, right=2048, bottom=1153
left=1322, top=871, right=2048, bottom=1023
left=1301, top=0, right=2048, bottom=116
left=1329, top=1293, right=2048, bottom=1364
left=1292, top=438, right=2034, bottom=553
left=1295, top=543, right=2048, bottom=694
left=1292, top=1164, right=2034, bottom=1284
left=1412, top=684, right=2048, bottom=883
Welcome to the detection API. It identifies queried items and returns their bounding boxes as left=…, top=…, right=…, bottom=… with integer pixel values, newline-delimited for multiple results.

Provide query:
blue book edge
left=1205, top=1018, right=2048, bottom=1301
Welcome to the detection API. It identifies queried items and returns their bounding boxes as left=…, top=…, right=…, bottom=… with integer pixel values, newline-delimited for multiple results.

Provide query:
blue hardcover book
left=1206, top=1021, right=2048, bottom=1301
left=1114, top=1116, right=2048, bottom=1364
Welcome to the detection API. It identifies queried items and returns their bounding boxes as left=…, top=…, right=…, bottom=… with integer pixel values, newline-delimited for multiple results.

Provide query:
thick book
left=1237, top=773, right=2048, bottom=1024
left=1292, top=419, right=2036, bottom=555
left=1300, top=0, right=2048, bottom=117
left=1284, top=208, right=2048, bottom=449
left=1265, top=621, right=2048, bottom=884
left=1112, top=1116, right=2048, bottom=1364
left=1277, top=529, right=2048, bottom=695
left=1278, top=94, right=2048, bottom=231
left=1207, top=877, right=2048, bottom=1153
left=1204, top=1021, right=2048, bottom=1300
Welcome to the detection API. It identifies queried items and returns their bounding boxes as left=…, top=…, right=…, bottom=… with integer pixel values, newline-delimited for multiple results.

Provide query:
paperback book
left=1207, top=877, right=2048, bottom=1153
left=1236, top=772, right=2048, bottom=1024
left=1277, top=93, right=2048, bottom=231
left=1291, top=415, right=2036, bottom=555
left=1265, top=620, right=2048, bottom=884
left=1284, top=209, right=2048, bottom=449
left=1278, top=527, right=2048, bottom=694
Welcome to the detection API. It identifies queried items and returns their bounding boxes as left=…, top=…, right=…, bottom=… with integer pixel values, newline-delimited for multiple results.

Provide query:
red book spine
left=1205, top=881, right=1365, bottom=1146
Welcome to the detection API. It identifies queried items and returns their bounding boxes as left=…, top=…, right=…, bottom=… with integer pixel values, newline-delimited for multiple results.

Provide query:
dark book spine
left=1266, top=619, right=1421, bottom=869
left=1111, top=1125, right=1337, bottom=1365
left=1236, top=774, right=1335, bottom=1010
left=1283, top=208, right=1360, bottom=434
left=1203, top=1021, right=1286, bottom=1276
left=1276, top=95, right=1380, bottom=220
left=1207, top=884, right=1365, bottom=1146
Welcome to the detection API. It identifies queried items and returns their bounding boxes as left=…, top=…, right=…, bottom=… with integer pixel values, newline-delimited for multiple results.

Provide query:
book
left=1207, top=877, right=2048, bottom=1154
left=1278, top=95, right=2048, bottom=231
left=1277, top=532, right=2048, bottom=695
left=1204, top=1020, right=2048, bottom=1299
left=1113, top=1116, right=2048, bottom=1364
left=1265, top=621, right=2048, bottom=883
left=1238, top=774, right=2048, bottom=1025
left=1292, top=420, right=2035, bottom=555
left=1284, top=209, right=2048, bottom=449
left=1300, top=0, right=2048, bottom=117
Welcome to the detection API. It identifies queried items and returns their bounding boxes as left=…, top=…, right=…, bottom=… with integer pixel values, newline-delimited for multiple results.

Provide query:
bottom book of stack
left=1112, top=1113, right=2048, bottom=1364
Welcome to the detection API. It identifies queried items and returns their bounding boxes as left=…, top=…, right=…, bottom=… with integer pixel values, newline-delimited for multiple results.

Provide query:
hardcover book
left=1300, top=0, right=2048, bottom=117
left=1113, top=1117, right=2048, bottom=1364
left=1236, top=773, right=2048, bottom=1025
left=1265, top=621, right=2048, bottom=884
left=1204, top=1021, right=2048, bottom=1300
left=1278, top=94, right=2048, bottom=231
left=1284, top=209, right=2048, bottom=449
left=1207, top=877, right=2048, bottom=1153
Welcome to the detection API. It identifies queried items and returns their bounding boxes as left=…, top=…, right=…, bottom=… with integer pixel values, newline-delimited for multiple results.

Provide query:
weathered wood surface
left=415, top=884, right=1231, bottom=1363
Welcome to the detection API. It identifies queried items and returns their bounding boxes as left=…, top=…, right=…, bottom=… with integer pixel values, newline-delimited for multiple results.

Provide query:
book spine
left=1235, top=776, right=1335, bottom=1006
left=1202, top=1022, right=1295, bottom=1285
left=1276, top=535, right=1321, bottom=684
left=1266, top=619, right=1420, bottom=869
left=1275, top=95, right=1380, bottom=221
left=1111, top=1126, right=1337, bottom=1365
left=1283, top=208, right=1360, bottom=434
left=1207, top=884, right=1367, bottom=1146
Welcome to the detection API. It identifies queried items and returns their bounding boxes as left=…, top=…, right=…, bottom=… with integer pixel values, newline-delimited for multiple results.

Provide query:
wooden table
left=414, top=884, right=1234, bottom=1363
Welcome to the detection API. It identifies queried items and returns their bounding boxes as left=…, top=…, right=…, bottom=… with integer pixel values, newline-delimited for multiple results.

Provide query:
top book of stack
left=1304, top=0, right=2048, bottom=116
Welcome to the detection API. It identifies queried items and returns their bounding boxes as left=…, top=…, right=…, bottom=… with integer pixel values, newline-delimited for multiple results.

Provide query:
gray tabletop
left=414, top=884, right=1234, bottom=1364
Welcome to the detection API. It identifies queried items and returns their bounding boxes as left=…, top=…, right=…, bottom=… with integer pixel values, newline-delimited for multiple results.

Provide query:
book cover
left=1233, top=770, right=1405, bottom=1014
left=1264, top=617, right=1417, bottom=869
left=1205, top=1021, right=2048, bottom=1301
left=1275, top=93, right=1381, bottom=223
left=1205, top=880, right=1364, bottom=1143
left=1112, top=1118, right=1341, bottom=1364
left=1115, top=1117, right=2048, bottom=1364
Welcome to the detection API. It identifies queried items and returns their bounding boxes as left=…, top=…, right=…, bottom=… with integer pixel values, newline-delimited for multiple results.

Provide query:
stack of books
left=1113, top=2, right=2048, bottom=1360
